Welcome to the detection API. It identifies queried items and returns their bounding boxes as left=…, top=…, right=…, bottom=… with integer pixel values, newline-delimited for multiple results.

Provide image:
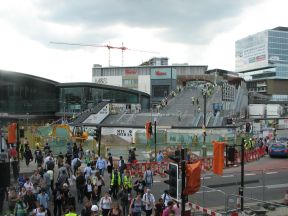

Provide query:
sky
left=0, top=0, right=287, bottom=83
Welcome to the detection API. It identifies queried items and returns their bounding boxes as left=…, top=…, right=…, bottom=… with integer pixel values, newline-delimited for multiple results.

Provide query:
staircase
left=72, top=101, right=110, bottom=125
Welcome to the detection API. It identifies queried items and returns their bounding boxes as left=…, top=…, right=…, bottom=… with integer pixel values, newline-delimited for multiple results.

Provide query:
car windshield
left=271, top=143, right=285, bottom=149
left=277, top=137, right=287, bottom=142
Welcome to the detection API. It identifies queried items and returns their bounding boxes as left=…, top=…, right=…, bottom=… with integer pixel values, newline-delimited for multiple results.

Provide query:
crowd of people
left=1, top=142, right=181, bottom=216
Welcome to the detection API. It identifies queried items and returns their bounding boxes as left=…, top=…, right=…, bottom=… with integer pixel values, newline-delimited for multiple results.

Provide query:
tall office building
left=235, top=27, right=288, bottom=102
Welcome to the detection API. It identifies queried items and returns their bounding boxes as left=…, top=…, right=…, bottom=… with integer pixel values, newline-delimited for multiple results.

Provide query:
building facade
left=0, top=70, right=150, bottom=122
left=92, top=63, right=208, bottom=104
left=235, top=26, right=288, bottom=102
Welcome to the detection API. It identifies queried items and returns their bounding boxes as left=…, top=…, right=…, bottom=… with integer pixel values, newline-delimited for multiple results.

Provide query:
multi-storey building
left=92, top=58, right=208, bottom=105
left=235, top=26, right=288, bottom=103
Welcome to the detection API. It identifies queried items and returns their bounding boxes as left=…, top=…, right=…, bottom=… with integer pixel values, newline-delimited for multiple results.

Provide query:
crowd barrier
left=124, top=146, right=267, bottom=176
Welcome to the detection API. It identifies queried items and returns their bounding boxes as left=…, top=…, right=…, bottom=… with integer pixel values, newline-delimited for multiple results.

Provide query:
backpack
left=47, top=160, right=55, bottom=170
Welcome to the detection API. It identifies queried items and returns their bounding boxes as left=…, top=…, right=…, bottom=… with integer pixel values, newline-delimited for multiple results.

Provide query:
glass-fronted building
left=236, top=27, right=288, bottom=102
left=0, top=70, right=59, bottom=116
left=0, top=70, right=150, bottom=121
left=57, top=83, right=150, bottom=114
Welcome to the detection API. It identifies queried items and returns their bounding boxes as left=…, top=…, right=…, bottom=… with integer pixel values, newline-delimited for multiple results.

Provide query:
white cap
left=91, top=205, right=98, bottom=212
left=63, top=183, right=68, bottom=188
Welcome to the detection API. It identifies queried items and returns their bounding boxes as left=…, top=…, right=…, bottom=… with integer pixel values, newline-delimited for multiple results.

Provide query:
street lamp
left=202, top=87, right=208, bottom=158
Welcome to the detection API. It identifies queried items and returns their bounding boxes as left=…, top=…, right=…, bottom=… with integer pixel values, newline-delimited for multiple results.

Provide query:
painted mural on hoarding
left=101, top=127, right=236, bottom=146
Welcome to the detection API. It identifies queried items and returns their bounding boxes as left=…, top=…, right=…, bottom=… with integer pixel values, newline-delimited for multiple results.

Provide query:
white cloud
left=0, top=0, right=287, bottom=82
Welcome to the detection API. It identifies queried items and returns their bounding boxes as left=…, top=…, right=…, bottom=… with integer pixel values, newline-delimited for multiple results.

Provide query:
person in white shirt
left=161, top=190, right=172, bottom=207
left=84, top=163, right=92, bottom=180
left=71, top=157, right=81, bottom=174
left=142, top=188, right=155, bottom=216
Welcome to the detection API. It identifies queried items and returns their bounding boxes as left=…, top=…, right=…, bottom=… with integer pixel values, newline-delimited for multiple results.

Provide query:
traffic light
left=145, top=121, right=153, bottom=139
left=245, top=123, right=251, bottom=133
left=164, top=162, right=179, bottom=199
left=93, top=127, right=101, bottom=141
left=19, top=127, right=25, bottom=138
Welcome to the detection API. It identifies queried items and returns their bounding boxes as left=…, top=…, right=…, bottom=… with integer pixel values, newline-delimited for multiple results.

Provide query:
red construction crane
left=50, top=41, right=159, bottom=66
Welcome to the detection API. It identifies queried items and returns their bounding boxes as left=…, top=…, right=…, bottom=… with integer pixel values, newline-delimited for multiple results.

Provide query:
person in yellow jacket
left=123, top=170, right=133, bottom=192
left=65, top=206, right=77, bottom=216
left=110, top=167, right=121, bottom=199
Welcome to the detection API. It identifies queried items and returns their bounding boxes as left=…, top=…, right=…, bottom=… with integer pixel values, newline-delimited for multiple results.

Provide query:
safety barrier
left=124, top=146, right=267, bottom=176
left=125, top=161, right=169, bottom=177
left=187, top=202, right=223, bottom=216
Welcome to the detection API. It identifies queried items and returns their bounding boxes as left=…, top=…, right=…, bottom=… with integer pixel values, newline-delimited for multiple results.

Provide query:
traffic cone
left=284, top=190, right=288, bottom=205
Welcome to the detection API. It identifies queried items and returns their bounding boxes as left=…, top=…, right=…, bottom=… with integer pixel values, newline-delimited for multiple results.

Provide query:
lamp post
left=202, top=88, right=207, bottom=158
left=154, top=117, right=157, bottom=162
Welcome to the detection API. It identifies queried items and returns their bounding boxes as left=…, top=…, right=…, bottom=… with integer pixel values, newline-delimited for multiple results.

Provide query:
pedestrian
left=162, top=201, right=174, bottom=216
left=64, top=206, right=77, bottom=216
left=57, top=152, right=65, bottom=168
left=154, top=198, right=165, bottom=216
left=99, top=192, right=112, bottom=216
left=133, top=175, right=146, bottom=196
left=33, top=204, right=47, bottom=216
left=71, top=157, right=81, bottom=175
left=37, top=188, right=49, bottom=209
left=81, top=201, right=92, bottom=216
left=110, top=168, right=121, bottom=199
left=94, top=171, right=105, bottom=197
left=118, top=156, right=126, bottom=182
left=0, top=187, right=7, bottom=213
left=53, top=183, right=63, bottom=216
left=73, top=143, right=78, bottom=159
left=84, top=163, right=92, bottom=180
left=123, top=170, right=133, bottom=192
left=108, top=202, right=122, bottom=216
left=57, top=169, right=69, bottom=188
left=8, top=187, right=18, bottom=214
left=144, top=166, right=153, bottom=189
left=14, top=196, right=28, bottom=216
left=76, top=171, right=85, bottom=204
left=34, top=146, right=44, bottom=167
left=96, top=156, right=107, bottom=176
left=107, top=153, right=113, bottom=175
left=11, top=157, right=19, bottom=181
left=23, top=189, right=36, bottom=213
left=43, top=169, right=52, bottom=198
left=129, top=193, right=143, bottom=216
left=161, top=190, right=172, bottom=207
left=84, top=178, right=94, bottom=201
left=142, top=188, right=155, bottom=216
left=156, top=150, right=164, bottom=162
left=90, top=204, right=99, bottom=216
left=24, top=146, right=33, bottom=166
left=118, top=185, right=130, bottom=216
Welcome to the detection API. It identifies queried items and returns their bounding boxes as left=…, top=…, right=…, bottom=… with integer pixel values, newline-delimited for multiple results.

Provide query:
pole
left=203, top=93, right=207, bottom=126
left=154, top=120, right=157, bottom=162
left=239, top=137, right=245, bottom=211
left=97, top=127, right=101, bottom=157
left=202, top=92, right=207, bottom=158
left=16, top=123, right=20, bottom=165
left=181, top=148, right=186, bottom=216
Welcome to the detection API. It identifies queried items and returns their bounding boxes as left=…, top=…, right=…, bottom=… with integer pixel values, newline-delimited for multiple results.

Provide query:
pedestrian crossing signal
left=164, top=163, right=179, bottom=199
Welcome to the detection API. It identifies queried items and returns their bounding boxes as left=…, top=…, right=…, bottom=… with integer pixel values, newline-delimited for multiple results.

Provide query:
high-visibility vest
left=123, top=175, right=132, bottom=189
left=65, top=212, right=77, bottom=216
left=111, top=171, right=121, bottom=186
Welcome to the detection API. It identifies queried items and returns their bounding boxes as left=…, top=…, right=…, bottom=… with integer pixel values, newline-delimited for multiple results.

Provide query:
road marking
left=267, top=183, right=288, bottom=189
left=201, top=176, right=212, bottom=180
left=245, top=173, right=256, bottom=176
left=265, top=171, right=278, bottom=175
left=221, top=175, right=234, bottom=178
left=154, top=180, right=161, bottom=183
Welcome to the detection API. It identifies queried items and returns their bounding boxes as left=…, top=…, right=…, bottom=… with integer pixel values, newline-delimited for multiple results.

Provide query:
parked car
left=276, top=137, right=288, bottom=143
left=269, top=142, right=288, bottom=158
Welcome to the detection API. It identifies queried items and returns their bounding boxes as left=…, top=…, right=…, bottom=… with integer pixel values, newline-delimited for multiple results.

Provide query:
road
left=144, top=155, right=288, bottom=212
left=5, top=154, right=287, bottom=215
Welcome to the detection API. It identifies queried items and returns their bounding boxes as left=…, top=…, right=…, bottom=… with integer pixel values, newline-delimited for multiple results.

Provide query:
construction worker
left=110, top=167, right=121, bottom=199
left=123, top=170, right=133, bottom=192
